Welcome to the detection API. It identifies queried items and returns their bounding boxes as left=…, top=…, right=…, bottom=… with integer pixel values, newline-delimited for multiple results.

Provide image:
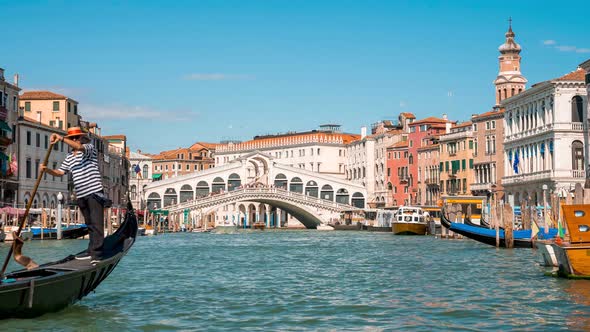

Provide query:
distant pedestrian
left=41, top=127, right=107, bottom=264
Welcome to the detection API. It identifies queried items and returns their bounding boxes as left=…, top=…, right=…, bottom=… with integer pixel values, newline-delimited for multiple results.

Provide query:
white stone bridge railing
left=166, top=187, right=363, bottom=214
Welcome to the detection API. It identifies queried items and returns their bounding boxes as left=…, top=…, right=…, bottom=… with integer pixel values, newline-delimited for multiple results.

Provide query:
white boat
left=392, top=206, right=428, bottom=235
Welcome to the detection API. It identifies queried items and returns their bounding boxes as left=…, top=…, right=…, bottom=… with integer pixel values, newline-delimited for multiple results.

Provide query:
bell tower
left=494, top=18, right=527, bottom=106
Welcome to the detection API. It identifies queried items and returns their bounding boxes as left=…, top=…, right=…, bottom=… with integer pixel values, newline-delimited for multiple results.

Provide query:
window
left=462, top=159, right=466, bottom=170
left=469, top=140, right=473, bottom=149
left=25, top=102, right=31, bottom=112
left=491, top=120, right=496, bottom=129
left=67, top=103, right=71, bottom=113
left=486, top=121, right=490, bottom=130
left=35, top=159, right=40, bottom=179
left=53, top=101, right=59, bottom=111
left=573, top=140, right=584, bottom=171
left=74, top=104, right=78, bottom=115
left=462, top=178, right=467, bottom=193
left=26, top=158, right=31, bottom=178
left=44, top=135, right=48, bottom=149
left=36, top=133, right=40, bottom=147
left=473, top=123, right=478, bottom=132
left=26, top=131, right=31, bottom=145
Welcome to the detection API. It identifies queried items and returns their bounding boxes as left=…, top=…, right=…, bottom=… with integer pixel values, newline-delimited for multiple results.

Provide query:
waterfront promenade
left=1, top=231, right=589, bottom=330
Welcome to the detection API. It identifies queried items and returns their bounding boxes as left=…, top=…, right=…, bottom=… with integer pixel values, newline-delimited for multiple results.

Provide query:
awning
left=0, top=121, right=12, bottom=132
left=152, top=173, right=162, bottom=180
left=149, top=209, right=169, bottom=215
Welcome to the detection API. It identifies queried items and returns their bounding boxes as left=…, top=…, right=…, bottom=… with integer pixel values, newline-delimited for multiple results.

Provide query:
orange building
left=19, top=91, right=81, bottom=130
left=151, top=142, right=217, bottom=180
left=438, top=122, right=474, bottom=196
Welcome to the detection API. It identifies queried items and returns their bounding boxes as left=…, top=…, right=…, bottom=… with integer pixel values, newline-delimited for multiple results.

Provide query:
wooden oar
left=1, top=142, right=55, bottom=279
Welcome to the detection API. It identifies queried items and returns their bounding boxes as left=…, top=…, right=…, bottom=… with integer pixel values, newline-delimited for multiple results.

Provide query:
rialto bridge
left=142, top=152, right=367, bottom=228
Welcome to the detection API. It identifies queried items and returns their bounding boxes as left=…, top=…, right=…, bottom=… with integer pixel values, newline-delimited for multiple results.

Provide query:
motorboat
left=392, top=206, right=428, bottom=235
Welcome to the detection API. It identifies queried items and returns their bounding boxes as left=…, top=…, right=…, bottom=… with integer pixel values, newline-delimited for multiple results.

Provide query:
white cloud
left=82, top=104, right=193, bottom=122
left=183, top=73, right=254, bottom=81
left=543, top=40, right=590, bottom=53
left=399, top=101, right=407, bottom=108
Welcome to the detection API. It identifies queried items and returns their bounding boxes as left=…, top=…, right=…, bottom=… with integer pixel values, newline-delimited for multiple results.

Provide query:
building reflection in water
left=564, top=280, right=590, bottom=331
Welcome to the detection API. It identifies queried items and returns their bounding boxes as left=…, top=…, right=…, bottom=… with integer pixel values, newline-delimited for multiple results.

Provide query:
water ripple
left=2, top=231, right=590, bottom=331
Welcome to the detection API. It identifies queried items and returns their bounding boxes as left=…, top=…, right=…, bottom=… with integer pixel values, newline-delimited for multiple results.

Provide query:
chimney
left=442, top=113, right=448, bottom=120
left=13, top=74, right=19, bottom=86
left=0, top=68, right=4, bottom=81
left=361, top=126, right=367, bottom=139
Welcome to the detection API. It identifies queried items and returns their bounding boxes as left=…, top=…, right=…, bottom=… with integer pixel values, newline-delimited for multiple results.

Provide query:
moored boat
left=30, top=224, right=88, bottom=240
left=252, top=222, right=266, bottom=230
left=440, top=207, right=557, bottom=248
left=392, top=206, right=427, bottom=235
left=0, top=202, right=138, bottom=319
left=551, top=204, right=590, bottom=278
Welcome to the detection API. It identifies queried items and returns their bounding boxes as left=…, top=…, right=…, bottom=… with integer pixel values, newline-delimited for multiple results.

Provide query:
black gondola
left=0, top=202, right=138, bottom=319
left=440, top=207, right=557, bottom=248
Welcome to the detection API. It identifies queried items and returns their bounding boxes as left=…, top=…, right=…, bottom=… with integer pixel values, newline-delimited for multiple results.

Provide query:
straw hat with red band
left=64, top=127, right=88, bottom=139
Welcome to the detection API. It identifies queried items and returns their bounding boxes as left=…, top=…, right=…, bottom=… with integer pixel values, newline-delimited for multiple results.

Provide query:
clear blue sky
left=2, top=0, right=589, bottom=153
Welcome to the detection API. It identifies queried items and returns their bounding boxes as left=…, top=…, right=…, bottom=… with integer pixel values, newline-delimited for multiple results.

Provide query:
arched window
left=305, top=180, right=319, bottom=197
left=163, top=188, right=177, bottom=207
left=351, top=192, right=365, bottom=208
left=320, top=184, right=334, bottom=201
left=572, top=96, right=584, bottom=123
left=335, top=188, right=350, bottom=204
left=147, top=192, right=161, bottom=209
left=131, top=164, right=137, bottom=178
left=212, top=177, right=226, bottom=193
left=179, top=184, right=194, bottom=203
left=196, top=181, right=209, bottom=197
left=274, top=174, right=287, bottom=188
left=131, top=185, right=137, bottom=200
left=572, top=140, right=584, bottom=171
left=143, top=164, right=149, bottom=178
left=228, top=173, right=241, bottom=191
left=289, top=177, right=303, bottom=193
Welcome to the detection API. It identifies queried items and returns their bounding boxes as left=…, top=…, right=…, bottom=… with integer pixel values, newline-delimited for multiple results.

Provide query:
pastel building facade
left=19, top=91, right=80, bottom=130
left=438, top=122, right=475, bottom=196
left=502, top=69, right=587, bottom=204
left=0, top=67, right=20, bottom=205
left=128, top=149, right=153, bottom=210
left=470, top=110, right=505, bottom=198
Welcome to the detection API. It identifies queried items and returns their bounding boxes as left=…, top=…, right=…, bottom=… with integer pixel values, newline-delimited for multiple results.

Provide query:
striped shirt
left=58, top=143, right=103, bottom=198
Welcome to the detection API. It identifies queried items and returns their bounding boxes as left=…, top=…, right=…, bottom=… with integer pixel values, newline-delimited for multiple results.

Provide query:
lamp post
left=57, top=192, right=64, bottom=240
left=542, top=184, right=548, bottom=234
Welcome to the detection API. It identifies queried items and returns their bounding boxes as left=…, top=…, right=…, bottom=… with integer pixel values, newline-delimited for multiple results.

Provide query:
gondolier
left=40, top=127, right=107, bottom=264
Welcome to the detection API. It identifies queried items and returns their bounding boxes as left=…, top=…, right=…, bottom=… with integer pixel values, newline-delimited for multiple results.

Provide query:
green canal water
left=1, top=230, right=590, bottom=331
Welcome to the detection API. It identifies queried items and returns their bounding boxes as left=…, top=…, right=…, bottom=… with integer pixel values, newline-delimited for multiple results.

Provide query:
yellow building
left=19, top=91, right=80, bottom=130
left=438, top=122, right=474, bottom=196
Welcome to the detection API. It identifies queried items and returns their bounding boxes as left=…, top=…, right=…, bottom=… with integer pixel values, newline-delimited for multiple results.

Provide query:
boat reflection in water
left=563, top=280, right=590, bottom=331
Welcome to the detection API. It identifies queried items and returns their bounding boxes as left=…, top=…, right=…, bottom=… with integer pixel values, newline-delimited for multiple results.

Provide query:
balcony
left=440, top=130, right=473, bottom=142
left=505, top=122, right=585, bottom=143
left=503, top=169, right=585, bottom=185
left=470, top=183, right=491, bottom=192
left=399, top=177, right=409, bottom=184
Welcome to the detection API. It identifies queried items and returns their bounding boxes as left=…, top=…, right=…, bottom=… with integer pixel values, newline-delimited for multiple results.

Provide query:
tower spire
left=494, top=19, right=527, bottom=106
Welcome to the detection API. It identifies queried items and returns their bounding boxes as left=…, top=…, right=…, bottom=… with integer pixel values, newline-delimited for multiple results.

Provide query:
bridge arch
left=289, top=177, right=303, bottom=193
left=180, top=184, right=193, bottom=203
left=320, top=184, right=334, bottom=201
left=196, top=181, right=209, bottom=198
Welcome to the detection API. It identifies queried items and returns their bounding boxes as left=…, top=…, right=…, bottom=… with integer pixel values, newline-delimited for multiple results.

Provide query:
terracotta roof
left=189, top=141, right=218, bottom=150
left=104, top=135, right=127, bottom=141
left=472, top=109, right=505, bottom=120
left=409, top=116, right=453, bottom=126
left=400, top=112, right=416, bottom=119
left=20, top=90, right=76, bottom=102
left=453, top=121, right=472, bottom=129
left=387, top=141, right=409, bottom=149
left=554, top=68, right=585, bottom=81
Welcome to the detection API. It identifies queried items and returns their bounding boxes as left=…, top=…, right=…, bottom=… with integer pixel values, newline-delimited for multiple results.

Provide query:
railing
left=164, top=187, right=363, bottom=214
left=470, top=183, right=491, bottom=191
left=503, top=169, right=586, bottom=185
left=505, top=122, right=585, bottom=142
left=439, top=130, right=472, bottom=142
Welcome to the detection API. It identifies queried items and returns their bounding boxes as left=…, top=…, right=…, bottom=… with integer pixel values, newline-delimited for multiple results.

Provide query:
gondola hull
left=440, top=211, right=557, bottom=248
left=0, top=208, right=137, bottom=319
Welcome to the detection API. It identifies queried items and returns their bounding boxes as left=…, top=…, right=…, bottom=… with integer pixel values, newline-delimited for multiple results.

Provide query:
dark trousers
left=78, top=194, right=104, bottom=259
